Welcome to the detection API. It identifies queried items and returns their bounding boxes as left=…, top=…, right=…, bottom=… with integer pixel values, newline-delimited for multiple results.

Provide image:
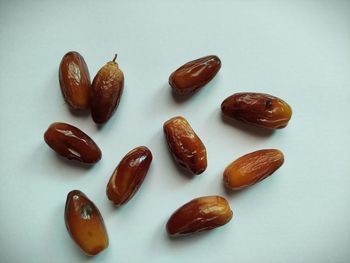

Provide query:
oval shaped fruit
left=106, top=146, right=152, bottom=206
left=59, top=51, right=91, bottom=110
left=163, top=116, right=207, bottom=175
left=224, top=149, right=284, bottom=190
left=91, top=54, right=124, bottom=124
left=65, top=190, right=109, bottom=256
left=44, top=122, right=101, bottom=163
left=166, top=196, right=233, bottom=237
left=221, top=92, right=292, bottom=129
left=169, top=55, right=221, bottom=95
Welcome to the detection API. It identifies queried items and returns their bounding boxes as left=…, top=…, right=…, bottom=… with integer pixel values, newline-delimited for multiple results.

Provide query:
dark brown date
left=91, top=54, right=124, bottom=124
left=44, top=122, right=101, bottom=163
left=169, top=55, right=221, bottom=95
left=65, top=190, right=109, bottom=256
left=166, top=196, right=233, bottom=237
left=59, top=51, right=91, bottom=110
left=221, top=92, right=292, bottom=129
left=106, top=146, right=152, bottom=206
left=163, top=116, right=207, bottom=175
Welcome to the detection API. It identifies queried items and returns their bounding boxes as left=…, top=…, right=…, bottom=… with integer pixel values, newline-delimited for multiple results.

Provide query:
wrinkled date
left=44, top=122, right=101, bottom=163
left=224, top=149, right=284, bottom=190
left=166, top=196, right=233, bottom=237
left=91, top=54, right=124, bottom=124
left=169, top=55, right=221, bottom=95
left=106, top=146, right=152, bottom=206
left=65, top=190, right=109, bottom=256
left=59, top=51, right=91, bottom=110
left=163, top=116, right=207, bottom=175
left=221, top=92, right=292, bottom=129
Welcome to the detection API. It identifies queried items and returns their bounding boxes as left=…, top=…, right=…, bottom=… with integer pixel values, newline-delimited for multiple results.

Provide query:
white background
left=1, top=0, right=350, bottom=262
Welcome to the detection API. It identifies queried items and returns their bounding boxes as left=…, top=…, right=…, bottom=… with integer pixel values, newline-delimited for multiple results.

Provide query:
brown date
left=163, top=116, right=207, bottom=175
left=169, top=55, right=221, bottom=95
left=44, top=122, right=101, bottom=163
left=224, top=149, right=284, bottom=190
left=65, top=190, right=109, bottom=256
left=166, top=196, right=233, bottom=237
left=59, top=51, right=91, bottom=110
left=91, top=54, right=124, bottom=124
left=106, top=146, right=152, bottom=206
left=221, top=92, right=292, bottom=129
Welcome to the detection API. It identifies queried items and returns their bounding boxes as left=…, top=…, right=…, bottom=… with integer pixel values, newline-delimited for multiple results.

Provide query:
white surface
left=1, top=0, right=350, bottom=262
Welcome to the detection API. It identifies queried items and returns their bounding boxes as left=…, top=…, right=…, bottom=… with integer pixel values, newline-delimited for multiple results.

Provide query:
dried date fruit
left=106, top=146, right=152, bottom=206
left=169, top=55, right=221, bottom=95
left=221, top=92, right=292, bottom=129
left=91, top=54, right=124, bottom=124
left=65, top=190, right=108, bottom=256
left=166, top=196, right=233, bottom=237
left=224, top=149, right=284, bottom=190
left=163, top=116, right=207, bottom=175
left=59, top=51, right=91, bottom=110
left=44, top=122, right=101, bottom=163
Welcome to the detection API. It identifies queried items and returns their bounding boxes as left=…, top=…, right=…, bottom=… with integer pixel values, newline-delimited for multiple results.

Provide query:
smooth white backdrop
left=1, top=0, right=350, bottom=262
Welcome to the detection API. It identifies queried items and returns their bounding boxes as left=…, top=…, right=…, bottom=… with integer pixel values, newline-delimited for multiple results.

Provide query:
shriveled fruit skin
left=91, top=55, right=124, bottom=124
left=163, top=116, right=207, bottom=175
left=166, top=196, right=233, bottom=237
left=44, top=122, right=101, bottom=163
left=106, top=146, right=152, bottom=206
left=65, top=190, right=108, bottom=256
left=59, top=51, right=91, bottom=110
left=224, top=149, right=284, bottom=190
left=221, top=92, right=292, bottom=129
left=169, top=55, right=221, bottom=95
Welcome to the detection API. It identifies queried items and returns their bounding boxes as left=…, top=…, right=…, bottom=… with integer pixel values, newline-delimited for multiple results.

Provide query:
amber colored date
left=169, top=55, right=221, bottom=95
left=65, top=190, right=108, bottom=256
left=106, top=146, right=152, bottom=206
left=44, top=122, right=101, bottom=163
left=163, top=116, right=207, bottom=175
left=221, top=92, right=292, bottom=129
left=166, top=196, right=233, bottom=237
left=224, top=149, right=284, bottom=190
left=91, top=54, right=124, bottom=124
left=59, top=51, right=91, bottom=110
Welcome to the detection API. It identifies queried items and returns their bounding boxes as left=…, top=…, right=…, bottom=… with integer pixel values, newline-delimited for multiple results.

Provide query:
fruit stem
left=112, top=54, right=117, bottom=62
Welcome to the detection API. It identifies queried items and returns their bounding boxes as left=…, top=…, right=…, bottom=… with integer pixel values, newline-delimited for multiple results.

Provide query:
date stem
left=112, top=54, right=117, bottom=62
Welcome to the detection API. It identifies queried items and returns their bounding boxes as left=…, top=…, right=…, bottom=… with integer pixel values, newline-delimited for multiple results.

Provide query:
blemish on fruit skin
left=81, top=204, right=92, bottom=220
left=265, top=100, right=272, bottom=109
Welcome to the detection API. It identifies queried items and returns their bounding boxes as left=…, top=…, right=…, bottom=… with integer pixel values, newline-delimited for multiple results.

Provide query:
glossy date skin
left=221, top=92, right=292, bottom=129
left=224, top=149, right=284, bottom=190
left=169, top=55, right=221, bottom=95
left=65, top=190, right=109, bottom=256
left=91, top=55, right=124, bottom=124
left=106, top=146, right=152, bottom=206
left=163, top=116, right=207, bottom=175
left=59, top=51, right=91, bottom=110
left=166, top=196, right=233, bottom=237
left=44, top=122, right=101, bottom=163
